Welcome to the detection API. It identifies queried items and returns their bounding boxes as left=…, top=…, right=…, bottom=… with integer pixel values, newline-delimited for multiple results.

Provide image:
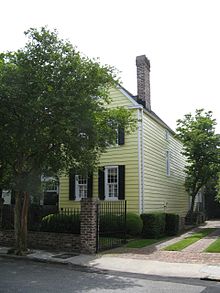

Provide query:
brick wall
left=0, top=230, right=80, bottom=252
left=0, top=198, right=99, bottom=254
left=0, top=230, right=14, bottom=247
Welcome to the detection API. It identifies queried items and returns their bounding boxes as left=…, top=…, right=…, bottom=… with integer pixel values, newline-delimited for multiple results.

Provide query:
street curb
left=0, top=252, right=109, bottom=274
left=1, top=252, right=220, bottom=282
left=201, top=277, right=220, bottom=282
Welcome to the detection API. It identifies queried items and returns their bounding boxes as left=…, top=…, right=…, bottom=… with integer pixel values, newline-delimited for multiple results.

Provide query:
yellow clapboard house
left=59, top=55, right=189, bottom=221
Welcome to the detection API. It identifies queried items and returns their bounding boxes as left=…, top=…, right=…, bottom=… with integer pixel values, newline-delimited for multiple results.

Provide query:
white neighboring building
left=1, top=176, right=59, bottom=206
left=1, top=190, right=12, bottom=205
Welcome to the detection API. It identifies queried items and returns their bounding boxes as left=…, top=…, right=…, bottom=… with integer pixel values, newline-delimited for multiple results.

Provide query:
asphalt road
left=0, top=257, right=220, bottom=293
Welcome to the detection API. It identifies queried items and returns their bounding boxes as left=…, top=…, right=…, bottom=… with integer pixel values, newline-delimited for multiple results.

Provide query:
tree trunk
left=14, top=191, right=22, bottom=252
left=190, top=194, right=196, bottom=214
left=21, top=191, right=29, bottom=251
left=14, top=191, right=29, bottom=255
left=187, top=193, right=196, bottom=224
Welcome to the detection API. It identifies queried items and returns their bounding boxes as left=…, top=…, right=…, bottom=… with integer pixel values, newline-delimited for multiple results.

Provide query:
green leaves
left=0, top=27, right=133, bottom=191
left=176, top=109, right=220, bottom=210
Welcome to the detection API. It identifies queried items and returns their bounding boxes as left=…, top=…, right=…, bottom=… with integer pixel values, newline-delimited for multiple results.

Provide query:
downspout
left=138, top=108, right=143, bottom=214
left=136, top=55, right=151, bottom=214
left=141, top=108, right=145, bottom=213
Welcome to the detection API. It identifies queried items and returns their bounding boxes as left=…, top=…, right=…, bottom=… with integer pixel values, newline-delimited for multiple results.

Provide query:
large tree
left=215, top=174, right=220, bottom=203
left=176, top=109, right=220, bottom=216
left=0, top=27, right=133, bottom=254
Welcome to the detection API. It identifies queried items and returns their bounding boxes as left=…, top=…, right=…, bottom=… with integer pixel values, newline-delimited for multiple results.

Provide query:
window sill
left=108, top=144, right=120, bottom=149
left=104, top=197, right=119, bottom=201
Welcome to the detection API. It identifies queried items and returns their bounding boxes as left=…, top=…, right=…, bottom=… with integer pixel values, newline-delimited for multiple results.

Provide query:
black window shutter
left=69, top=169, right=76, bottom=200
left=118, top=165, right=125, bottom=200
left=98, top=167, right=105, bottom=200
left=87, top=173, right=93, bottom=198
left=118, top=127, right=125, bottom=145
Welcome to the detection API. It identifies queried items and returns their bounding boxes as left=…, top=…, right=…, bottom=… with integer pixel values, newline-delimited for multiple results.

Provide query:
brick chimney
left=136, top=55, right=151, bottom=111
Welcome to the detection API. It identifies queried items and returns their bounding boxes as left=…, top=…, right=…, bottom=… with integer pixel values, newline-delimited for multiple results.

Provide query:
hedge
left=40, top=213, right=80, bottom=234
left=99, top=214, right=124, bottom=234
left=141, top=213, right=165, bottom=238
left=40, top=211, right=180, bottom=238
left=126, top=212, right=143, bottom=236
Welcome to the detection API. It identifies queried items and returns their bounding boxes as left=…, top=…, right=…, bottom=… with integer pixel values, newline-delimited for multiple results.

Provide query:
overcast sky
left=1, top=0, right=220, bottom=132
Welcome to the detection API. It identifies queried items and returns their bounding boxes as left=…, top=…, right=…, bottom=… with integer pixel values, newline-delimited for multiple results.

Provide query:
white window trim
left=75, top=175, right=88, bottom=201
left=105, top=166, right=119, bottom=200
left=166, top=150, right=171, bottom=176
left=115, top=128, right=119, bottom=145
left=41, top=176, right=59, bottom=193
left=108, top=128, right=119, bottom=148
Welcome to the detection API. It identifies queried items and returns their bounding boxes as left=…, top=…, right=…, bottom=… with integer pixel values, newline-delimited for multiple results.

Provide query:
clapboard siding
left=59, top=86, right=189, bottom=217
left=59, top=87, right=139, bottom=213
left=142, top=112, right=189, bottom=216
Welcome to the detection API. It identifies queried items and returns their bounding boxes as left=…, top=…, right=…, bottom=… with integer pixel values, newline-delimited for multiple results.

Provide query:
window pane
left=108, top=168, right=117, bottom=183
left=76, top=175, right=87, bottom=199
left=78, top=184, right=87, bottom=198
left=114, top=184, right=117, bottom=197
left=78, top=175, right=87, bottom=185
left=109, top=185, right=113, bottom=197
left=106, top=167, right=118, bottom=199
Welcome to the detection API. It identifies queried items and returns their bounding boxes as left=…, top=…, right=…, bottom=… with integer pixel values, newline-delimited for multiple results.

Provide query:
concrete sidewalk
left=1, top=246, right=220, bottom=281
left=1, top=220, right=220, bottom=281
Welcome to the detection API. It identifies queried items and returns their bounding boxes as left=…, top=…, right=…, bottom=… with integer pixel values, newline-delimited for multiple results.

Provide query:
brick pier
left=80, top=198, right=98, bottom=254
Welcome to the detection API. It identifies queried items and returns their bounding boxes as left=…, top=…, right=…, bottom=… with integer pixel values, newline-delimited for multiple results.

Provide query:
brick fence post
left=80, top=198, right=98, bottom=254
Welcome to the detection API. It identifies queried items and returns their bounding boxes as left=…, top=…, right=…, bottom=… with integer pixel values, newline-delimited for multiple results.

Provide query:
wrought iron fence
left=0, top=205, right=14, bottom=230
left=97, top=200, right=127, bottom=252
left=0, top=205, right=58, bottom=231
left=1, top=200, right=127, bottom=251
left=40, top=207, right=81, bottom=234
left=0, top=205, right=81, bottom=234
left=28, top=205, right=58, bottom=231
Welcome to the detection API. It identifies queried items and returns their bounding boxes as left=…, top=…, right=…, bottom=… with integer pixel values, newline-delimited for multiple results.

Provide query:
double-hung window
left=75, top=175, right=87, bottom=200
left=107, top=123, right=125, bottom=147
left=69, top=169, right=93, bottom=200
left=105, top=166, right=118, bottom=200
left=98, top=165, right=125, bottom=200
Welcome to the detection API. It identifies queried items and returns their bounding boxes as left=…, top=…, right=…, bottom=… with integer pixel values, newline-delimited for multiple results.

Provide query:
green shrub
left=126, top=213, right=143, bottom=236
left=165, top=213, right=179, bottom=236
left=99, top=214, right=125, bottom=235
left=40, top=213, right=80, bottom=234
left=141, top=212, right=165, bottom=239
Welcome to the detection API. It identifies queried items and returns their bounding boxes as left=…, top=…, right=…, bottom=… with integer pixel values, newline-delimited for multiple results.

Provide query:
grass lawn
left=164, top=228, right=216, bottom=251
left=205, top=238, right=220, bottom=253
left=125, top=237, right=168, bottom=248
